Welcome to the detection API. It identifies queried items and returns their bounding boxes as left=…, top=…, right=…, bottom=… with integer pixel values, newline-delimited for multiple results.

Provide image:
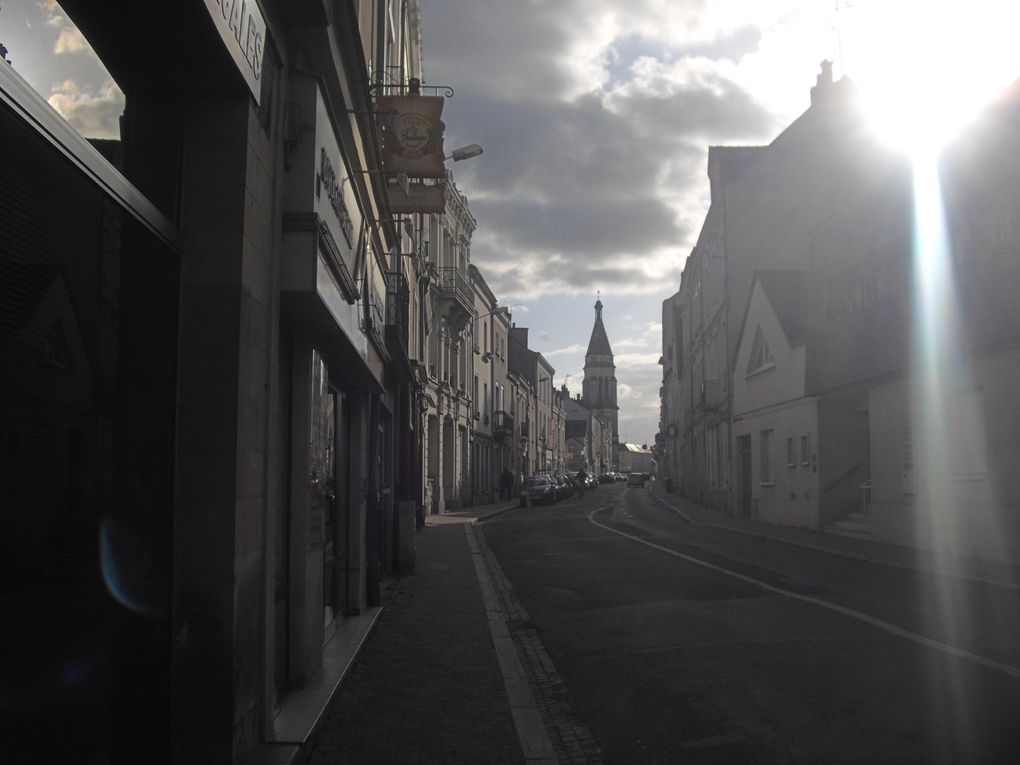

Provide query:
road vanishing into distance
left=479, top=483, right=1020, bottom=764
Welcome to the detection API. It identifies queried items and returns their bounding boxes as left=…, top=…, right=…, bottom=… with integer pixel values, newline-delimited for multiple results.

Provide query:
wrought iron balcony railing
left=385, top=271, right=409, bottom=344
left=436, top=266, right=473, bottom=306
left=493, top=410, right=514, bottom=436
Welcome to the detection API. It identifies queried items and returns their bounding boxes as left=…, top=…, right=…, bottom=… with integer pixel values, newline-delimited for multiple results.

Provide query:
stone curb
left=466, top=524, right=559, bottom=764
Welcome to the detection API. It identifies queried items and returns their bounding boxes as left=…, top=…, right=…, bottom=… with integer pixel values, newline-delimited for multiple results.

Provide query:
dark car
left=520, top=475, right=558, bottom=506
left=627, top=472, right=645, bottom=487
left=553, top=473, right=573, bottom=499
left=599, top=472, right=616, bottom=484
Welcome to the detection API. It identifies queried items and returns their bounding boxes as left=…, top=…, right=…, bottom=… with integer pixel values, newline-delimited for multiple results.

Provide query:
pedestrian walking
left=576, top=469, right=587, bottom=497
left=500, top=467, right=513, bottom=500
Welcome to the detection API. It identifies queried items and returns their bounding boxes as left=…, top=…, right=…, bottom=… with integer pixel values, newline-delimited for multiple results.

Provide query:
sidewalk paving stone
left=299, top=501, right=525, bottom=765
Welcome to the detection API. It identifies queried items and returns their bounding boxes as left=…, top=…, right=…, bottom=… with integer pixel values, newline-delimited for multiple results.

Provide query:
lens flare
left=100, top=517, right=169, bottom=619
left=908, top=140, right=1016, bottom=754
left=842, top=0, right=1020, bottom=154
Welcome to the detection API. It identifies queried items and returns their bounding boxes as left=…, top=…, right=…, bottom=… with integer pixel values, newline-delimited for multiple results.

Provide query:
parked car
left=520, top=475, right=558, bottom=505
left=553, top=473, right=573, bottom=499
left=627, top=472, right=645, bottom=487
left=599, top=472, right=616, bottom=484
left=614, top=473, right=628, bottom=482
left=566, top=472, right=597, bottom=493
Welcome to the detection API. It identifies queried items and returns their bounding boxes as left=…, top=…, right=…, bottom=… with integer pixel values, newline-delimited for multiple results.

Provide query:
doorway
left=737, top=434, right=752, bottom=518
left=323, top=389, right=350, bottom=636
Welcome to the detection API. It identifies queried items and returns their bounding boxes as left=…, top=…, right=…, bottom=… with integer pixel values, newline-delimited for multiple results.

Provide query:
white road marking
left=588, top=508, right=1020, bottom=681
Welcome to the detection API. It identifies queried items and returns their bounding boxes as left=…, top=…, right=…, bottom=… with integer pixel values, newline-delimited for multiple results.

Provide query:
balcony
left=493, top=410, right=513, bottom=442
left=386, top=271, right=409, bottom=343
left=385, top=271, right=413, bottom=379
left=433, top=266, right=474, bottom=334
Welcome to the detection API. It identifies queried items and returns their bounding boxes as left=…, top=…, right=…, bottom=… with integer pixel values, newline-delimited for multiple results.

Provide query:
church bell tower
left=582, top=296, right=619, bottom=457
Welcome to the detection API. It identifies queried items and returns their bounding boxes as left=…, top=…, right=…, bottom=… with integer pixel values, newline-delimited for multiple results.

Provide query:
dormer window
left=746, top=326, right=774, bottom=376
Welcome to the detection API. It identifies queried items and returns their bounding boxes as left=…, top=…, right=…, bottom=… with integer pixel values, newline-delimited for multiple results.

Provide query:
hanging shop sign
left=204, top=0, right=267, bottom=104
left=377, top=96, right=446, bottom=178
left=386, top=179, right=446, bottom=214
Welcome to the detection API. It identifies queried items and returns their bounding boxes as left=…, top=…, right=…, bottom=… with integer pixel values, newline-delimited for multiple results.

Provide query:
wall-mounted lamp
left=447, top=144, right=484, bottom=162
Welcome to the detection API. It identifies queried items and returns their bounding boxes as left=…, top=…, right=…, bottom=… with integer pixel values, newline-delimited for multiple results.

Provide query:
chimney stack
left=810, top=59, right=834, bottom=106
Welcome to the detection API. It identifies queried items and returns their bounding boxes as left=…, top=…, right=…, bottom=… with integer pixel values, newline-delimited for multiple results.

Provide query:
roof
left=755, top=271, right=809, bottom=347
left=622, top=443, right=651, bottom=453
left=585, top=299, right=613, bottom=357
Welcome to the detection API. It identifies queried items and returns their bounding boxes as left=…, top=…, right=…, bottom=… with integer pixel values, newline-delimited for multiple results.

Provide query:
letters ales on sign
left=204, top=0, right=267, bottom=104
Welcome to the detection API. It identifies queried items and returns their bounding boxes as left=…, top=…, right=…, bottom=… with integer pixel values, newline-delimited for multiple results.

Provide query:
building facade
left=423, top=178, right=477, bottom=512
left=659, top=63, right=890, bottom=515
left=0, top=1, right=482, bottom=762
left=659, top=64, right=1020, bottom=564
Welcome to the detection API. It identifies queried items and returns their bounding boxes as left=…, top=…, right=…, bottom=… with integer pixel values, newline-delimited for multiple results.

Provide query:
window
left=786, top=437, right=796, bottom=468
left=760, top=429, right=774, bottom=484
left=800, top=434, right=810, bottom=466
left=746, top=326, right=774, bottom=375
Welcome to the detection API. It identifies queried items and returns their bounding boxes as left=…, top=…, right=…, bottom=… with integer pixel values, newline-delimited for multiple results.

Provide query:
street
left=479, top=483, right=1020, bottom=764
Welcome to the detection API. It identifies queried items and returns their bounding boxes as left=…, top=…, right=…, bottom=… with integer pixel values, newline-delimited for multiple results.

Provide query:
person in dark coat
left=500, top=467, right=514, bottom=500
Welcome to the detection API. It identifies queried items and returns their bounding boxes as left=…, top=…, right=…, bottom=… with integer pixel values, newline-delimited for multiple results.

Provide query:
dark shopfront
left=1, top=1, right=274, bottom=760
left=0, top=58, right=182, bottom=763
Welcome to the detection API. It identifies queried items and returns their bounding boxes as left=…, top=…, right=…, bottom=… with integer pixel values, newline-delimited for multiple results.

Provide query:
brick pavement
left=300, top=511, right=524, bottom=765
left=473, top=527, right=603, bottom=764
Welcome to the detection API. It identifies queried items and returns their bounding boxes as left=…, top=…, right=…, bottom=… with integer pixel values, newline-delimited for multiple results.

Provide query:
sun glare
left=841, top=0, right=1020, bottom=156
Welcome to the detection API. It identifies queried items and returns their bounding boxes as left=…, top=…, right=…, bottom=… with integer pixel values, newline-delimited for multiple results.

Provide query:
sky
left=420, top=0, right=1020, bottom=447
left=0, top=0, right=124, bottom=138
left=3, top=0, right=1016, bottom=447
left=420, top=0, right=836, bottom=445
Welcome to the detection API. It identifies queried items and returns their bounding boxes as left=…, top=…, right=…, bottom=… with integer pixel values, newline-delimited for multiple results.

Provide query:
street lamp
left=447, top=143, right=483, bottom=162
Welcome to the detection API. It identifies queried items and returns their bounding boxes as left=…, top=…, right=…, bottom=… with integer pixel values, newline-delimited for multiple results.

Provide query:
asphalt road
left=479, top=483, right=1020, bottom=764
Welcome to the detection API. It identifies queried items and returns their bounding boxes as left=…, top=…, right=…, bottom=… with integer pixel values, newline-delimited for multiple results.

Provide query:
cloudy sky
left=420, top=0, right=838, bottom=445
left=420, top=0, right=1018, bottom=446
left=3, top=1, right=1015, bottom=446
left=0, top=1, right=124, bottom=138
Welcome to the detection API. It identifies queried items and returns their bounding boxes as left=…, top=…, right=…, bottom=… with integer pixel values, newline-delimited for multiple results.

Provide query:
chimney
left=810, top=59, right=834, bottom=106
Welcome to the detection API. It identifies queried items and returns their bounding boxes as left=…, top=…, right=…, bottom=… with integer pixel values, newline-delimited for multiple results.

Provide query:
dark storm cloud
left=422, top=0, right=578, bottom=100
left=615, top=70, right=777, bottom=140
left=423, top=0, right=780, bottom=303
left=472, top=195, right=685, bottom=259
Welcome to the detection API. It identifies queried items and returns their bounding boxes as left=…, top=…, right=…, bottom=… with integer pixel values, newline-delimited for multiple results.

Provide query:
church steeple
left=585, top=294, right=613, bottom=358
left=582, top=294, right=619, bottom=464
